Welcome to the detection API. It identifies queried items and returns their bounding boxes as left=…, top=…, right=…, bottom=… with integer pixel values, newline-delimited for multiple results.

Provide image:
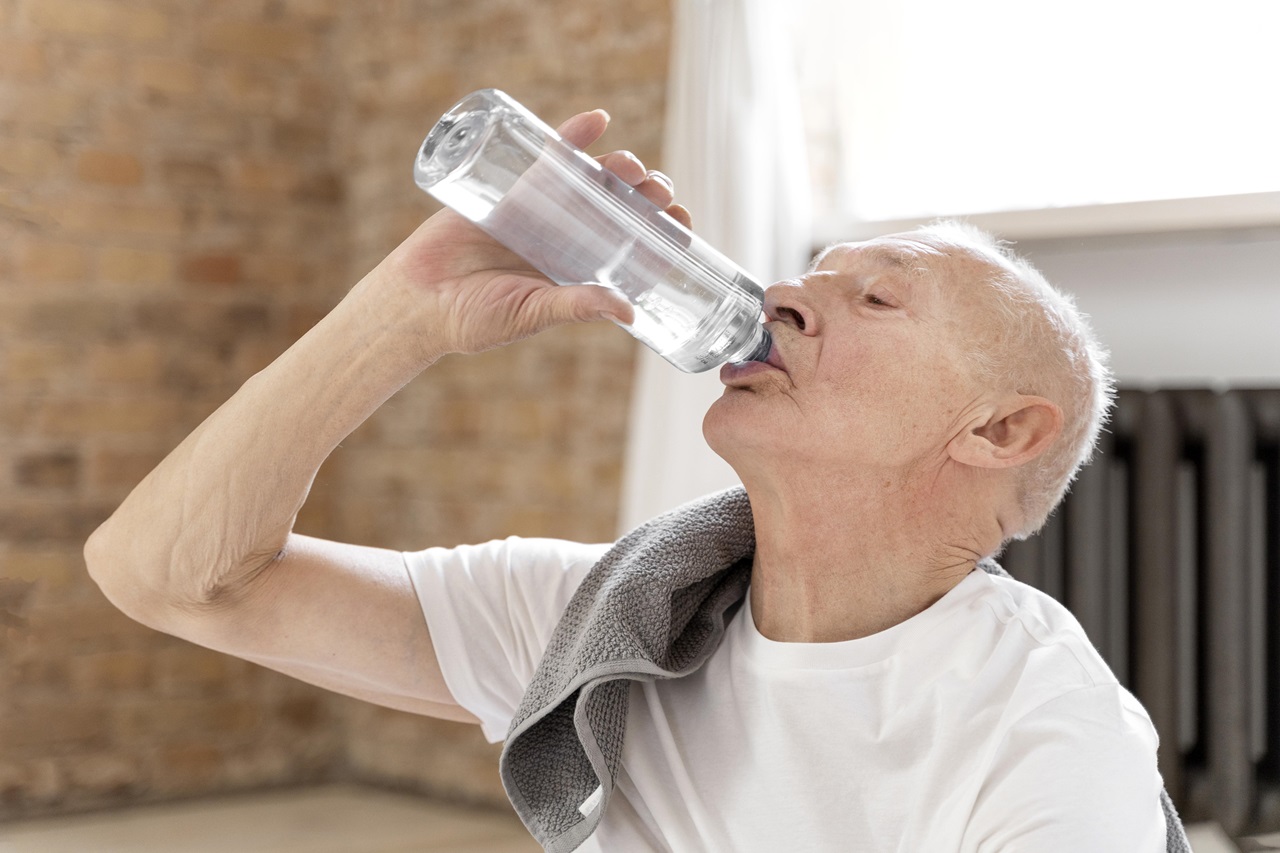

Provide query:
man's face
left=704, top=236, right=992, bottom=481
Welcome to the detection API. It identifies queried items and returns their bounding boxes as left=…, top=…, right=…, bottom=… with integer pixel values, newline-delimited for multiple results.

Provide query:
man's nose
left=763, top=280, right=818, bottom=335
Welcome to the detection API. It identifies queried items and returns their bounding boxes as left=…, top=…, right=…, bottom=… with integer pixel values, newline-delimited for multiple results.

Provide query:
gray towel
left=499, top=486, right=1191, bottom=853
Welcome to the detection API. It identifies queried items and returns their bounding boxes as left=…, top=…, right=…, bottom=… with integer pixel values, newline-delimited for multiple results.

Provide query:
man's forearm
left=86, top=270, right=441, bottom=613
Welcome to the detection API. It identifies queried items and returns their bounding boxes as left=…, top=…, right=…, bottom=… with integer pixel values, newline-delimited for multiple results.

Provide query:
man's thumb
left=544, top=283, right=634, bottom=327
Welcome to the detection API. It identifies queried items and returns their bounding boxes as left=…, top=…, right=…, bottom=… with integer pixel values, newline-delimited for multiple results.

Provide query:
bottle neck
left=727, top=324, right=772, bottom=365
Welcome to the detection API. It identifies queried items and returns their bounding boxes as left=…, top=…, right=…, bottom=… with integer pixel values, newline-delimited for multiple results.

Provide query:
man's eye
left=867, top=294, right=891, bottom=307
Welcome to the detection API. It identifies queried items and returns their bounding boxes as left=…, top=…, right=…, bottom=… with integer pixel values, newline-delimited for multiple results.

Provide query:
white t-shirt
left=406, top=537, right=1167, bottom=852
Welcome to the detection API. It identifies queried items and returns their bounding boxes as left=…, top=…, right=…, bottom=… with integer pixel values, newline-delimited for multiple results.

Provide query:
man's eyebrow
left=807, top=243, right=928, bottom=274
left=864, top=245, right=920, bottom=270
left=867, top=246, right=937, bottom=283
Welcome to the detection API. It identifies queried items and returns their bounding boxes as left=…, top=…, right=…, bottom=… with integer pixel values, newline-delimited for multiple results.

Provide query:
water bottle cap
left=733, top=325, right=772, bottom=365
left=415, top=110, right=489, bottom=188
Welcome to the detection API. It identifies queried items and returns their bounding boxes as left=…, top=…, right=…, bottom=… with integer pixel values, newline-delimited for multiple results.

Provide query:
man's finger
left=595, top=150, right=646, bottom=185
left=634, top=172, right=675, bottom=209
left=556, top=109, right=609, bottom=150
left=665, top=204, right=693, bottom=230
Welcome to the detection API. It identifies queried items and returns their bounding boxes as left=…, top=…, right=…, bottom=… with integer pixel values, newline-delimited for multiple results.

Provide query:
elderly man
left=86, top=109, right=1168, bottom=850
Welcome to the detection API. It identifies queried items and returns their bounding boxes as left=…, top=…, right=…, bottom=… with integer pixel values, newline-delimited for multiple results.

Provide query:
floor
left=0, top=786, right=540, bottom=853
left=0, top=784, right=1266, bottom=852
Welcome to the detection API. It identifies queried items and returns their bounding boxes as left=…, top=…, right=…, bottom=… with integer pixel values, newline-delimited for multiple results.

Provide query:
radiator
left=999, top=388, right=1280, bottom=835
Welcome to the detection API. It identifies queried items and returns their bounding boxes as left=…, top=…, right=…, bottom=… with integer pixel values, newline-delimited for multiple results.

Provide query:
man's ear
left=948, top=395, right=1064, bottom=469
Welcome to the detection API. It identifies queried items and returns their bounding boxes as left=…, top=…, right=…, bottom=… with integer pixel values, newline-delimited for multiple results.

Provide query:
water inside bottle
left=423, top=114, right=770, bottom=372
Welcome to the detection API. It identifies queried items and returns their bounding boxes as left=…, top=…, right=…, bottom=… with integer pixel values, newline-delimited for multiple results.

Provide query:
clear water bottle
left=412, top=89, right=772, bottom=373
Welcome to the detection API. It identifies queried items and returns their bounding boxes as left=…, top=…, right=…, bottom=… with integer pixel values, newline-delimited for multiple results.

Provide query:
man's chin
left=702, top=396, right=765, bottom=460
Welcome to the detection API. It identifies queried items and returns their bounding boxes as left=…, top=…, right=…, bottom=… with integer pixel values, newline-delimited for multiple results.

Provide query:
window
left=792, top=0, right=1280, bottom=238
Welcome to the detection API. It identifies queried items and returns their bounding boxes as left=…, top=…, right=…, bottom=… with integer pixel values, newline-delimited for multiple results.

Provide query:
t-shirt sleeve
left=403, top=536, right=611, bottom=743
left=963, top=683, right=1167, bottom=852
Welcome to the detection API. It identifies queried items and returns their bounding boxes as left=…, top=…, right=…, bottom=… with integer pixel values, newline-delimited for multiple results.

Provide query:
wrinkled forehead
left=811, top=235, right=1006, bottom=303
left=809, top=235, right=952, bottom=277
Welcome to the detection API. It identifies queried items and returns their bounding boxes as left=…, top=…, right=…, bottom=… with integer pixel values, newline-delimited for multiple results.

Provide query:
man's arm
left=83, top=111, right=678, bottom=720
left=963, top=685, right=1166, bottom=852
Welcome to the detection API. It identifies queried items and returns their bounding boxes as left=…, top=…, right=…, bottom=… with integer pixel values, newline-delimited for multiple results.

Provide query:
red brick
left=198, top=21, right=317, bottom=61
left=18, top=239, right=89, bottom=282
left=29, top=759, right=64, bottom=804
left=52, top=199, right=182, bottom=237
left=1, top=547, right=81, bottom=589
left=65, top=752, right=138, bottom=795
left=0, top=39, right=46, bottom=80
left=269, top=118, right=326, bottom=154
left=0, top=140, right=59, bottom=179
left=277, top=696, right=326, bottom=731
left=27, top=0, right=169, bottom=42
left=218, top=64, right=279, bottom=112
left=2, top=88, right=90, bottom=130
left=252, top=254, right=307, bottom=287
left=95, top=106, right=147, bottom=148
left=87, top=340, right=166, bottom=384
left=296, top=75, right=337, bottom=112
left=0, top=501, right=117, bottom=550
left=278, top=0, right=341, bottom=22
left=0, top=704, right=109, bottom=753
left=14, top=451, right=80, bottom=489
left=180, top=253, right=242, bottom=286
left=130, top=300, right=273, bottom=362
left=130, top=56, right=200, bottom=99
left=0, top=759, right=64, bottom=806
left=0, top=575, right=37, bottom=633
left=7, top=652, right=71, bottom=694
left=161, top=158, right=224, bottom=189
left=36, top=397, right=186, bottom=437
left=230, top=158, right=300, bottom=194
left=98, top=247, right=175, bottom=284
left=143, top=698, right=264, bottom=737
left=220, top=744, right=298, bottom=789
left=6, top=298, right=131, bottom=342
left=155, top=647, right=232, bottom=697
left=294, top=169, right=343, bottom=204
left=71, top=650, right=152, bottom=692
left=62, top=47, right=124, bottom=92
left=492, top=398, right=552, bottom=444
left=155, top=742, right=223, bottom=788
left=25, top=599, right=155, bottom=651
left=76, top=150, right=143, bottom=186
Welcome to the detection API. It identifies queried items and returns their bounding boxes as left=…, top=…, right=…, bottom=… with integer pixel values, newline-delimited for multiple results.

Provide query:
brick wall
left=328, top=0, right=671, bottom=807
left=1, top=0, right=671, bottom=821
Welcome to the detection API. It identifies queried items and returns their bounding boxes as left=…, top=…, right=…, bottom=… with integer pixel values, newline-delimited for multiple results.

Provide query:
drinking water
left=413, top=89, right=771, bottom=373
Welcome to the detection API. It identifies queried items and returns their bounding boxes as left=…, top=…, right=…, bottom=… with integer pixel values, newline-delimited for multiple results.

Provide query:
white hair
left=909, top=220, right=1115, bottom=540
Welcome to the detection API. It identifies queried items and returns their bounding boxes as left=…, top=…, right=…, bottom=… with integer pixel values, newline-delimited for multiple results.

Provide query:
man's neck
left=744, top=470, right=997, bottom=644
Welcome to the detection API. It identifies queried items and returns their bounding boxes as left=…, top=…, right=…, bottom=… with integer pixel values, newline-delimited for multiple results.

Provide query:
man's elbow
left=83, top=519, right=170, bottom=630
left=84, top=518, right=117, bottom=595
left=85, top=519, right=279, bottom=637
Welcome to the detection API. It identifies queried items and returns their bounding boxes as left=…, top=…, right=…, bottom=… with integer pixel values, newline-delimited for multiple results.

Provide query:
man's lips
left=718, top=340, right=788, bottom=386
left=763, top=341, right=787, bottom=374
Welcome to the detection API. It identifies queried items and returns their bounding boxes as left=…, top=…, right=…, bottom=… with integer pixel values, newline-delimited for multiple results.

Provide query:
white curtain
left=617, top=0, right=813, bottom=533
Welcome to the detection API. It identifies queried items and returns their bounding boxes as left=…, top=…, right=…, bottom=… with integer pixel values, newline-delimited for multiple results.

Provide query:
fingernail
left=648, top=170, right=673, bottom=189
left=593, top=108, right=611, bottom=122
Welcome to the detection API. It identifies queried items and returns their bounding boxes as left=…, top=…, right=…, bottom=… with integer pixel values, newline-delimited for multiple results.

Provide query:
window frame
left=813, top=191, right=1280, bottom=243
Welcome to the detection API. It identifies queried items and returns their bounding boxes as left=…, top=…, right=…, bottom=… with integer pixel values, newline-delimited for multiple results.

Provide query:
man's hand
left=370, top=109, right=693, bottom=358
left=85, top=103, right=684, bottom=725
